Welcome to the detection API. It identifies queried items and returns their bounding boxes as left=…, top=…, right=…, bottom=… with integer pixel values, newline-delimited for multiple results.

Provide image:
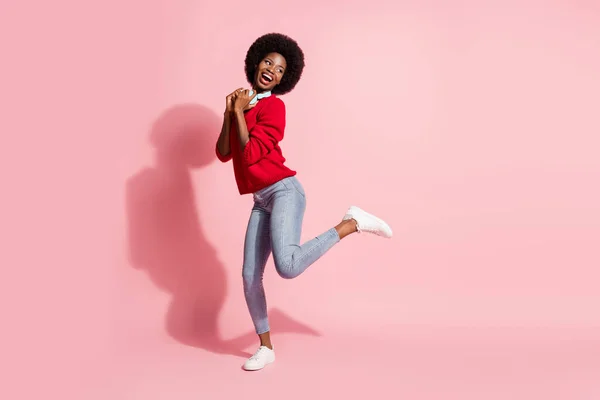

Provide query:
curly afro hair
left=244, top=33, right=305, bottom=95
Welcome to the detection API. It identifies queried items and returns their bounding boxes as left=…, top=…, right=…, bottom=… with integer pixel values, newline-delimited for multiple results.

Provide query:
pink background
left=1, top=0, right=599, bottom=399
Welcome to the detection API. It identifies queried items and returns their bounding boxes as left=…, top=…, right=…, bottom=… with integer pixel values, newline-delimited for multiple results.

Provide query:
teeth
left=262, top=74, right=272, bottom=82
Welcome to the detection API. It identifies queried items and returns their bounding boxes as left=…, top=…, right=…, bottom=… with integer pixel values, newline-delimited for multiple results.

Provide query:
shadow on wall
left=125, top=104, right=320, bottom=358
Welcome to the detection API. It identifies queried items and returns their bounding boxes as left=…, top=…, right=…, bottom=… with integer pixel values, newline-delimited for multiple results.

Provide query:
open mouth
left=259, top=72, right=273, bottom=85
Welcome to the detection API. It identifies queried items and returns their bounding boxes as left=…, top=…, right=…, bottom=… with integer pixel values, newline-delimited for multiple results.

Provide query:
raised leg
left=269, top=179, right=341, bottom=279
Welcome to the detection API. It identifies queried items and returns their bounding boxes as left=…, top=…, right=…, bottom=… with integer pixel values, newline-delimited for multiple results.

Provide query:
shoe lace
left=250, top=347, right=268, bottom=361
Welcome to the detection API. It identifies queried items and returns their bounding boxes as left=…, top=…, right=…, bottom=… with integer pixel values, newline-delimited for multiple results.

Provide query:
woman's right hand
left=226, top=88, right=243, bottom=114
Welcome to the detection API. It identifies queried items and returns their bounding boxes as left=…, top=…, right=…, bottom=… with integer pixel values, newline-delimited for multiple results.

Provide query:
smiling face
left=254, top=52, right=287, bottom=92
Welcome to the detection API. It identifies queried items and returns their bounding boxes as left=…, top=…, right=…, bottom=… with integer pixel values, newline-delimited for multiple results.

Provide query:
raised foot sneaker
left=343, top=206, right=393, bottom=238
left=242, top=346, right=275, bottom=371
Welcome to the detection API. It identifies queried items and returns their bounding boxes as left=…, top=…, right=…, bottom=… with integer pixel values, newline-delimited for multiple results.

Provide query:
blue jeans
left=242, top=176, right=340, bottom=334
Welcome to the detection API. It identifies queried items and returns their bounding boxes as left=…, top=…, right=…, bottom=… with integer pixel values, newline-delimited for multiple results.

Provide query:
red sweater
left=216, top=95, right=296, bottom=195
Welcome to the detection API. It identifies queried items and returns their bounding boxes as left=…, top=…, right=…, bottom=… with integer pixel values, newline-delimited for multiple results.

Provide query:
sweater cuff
left=215, top=143, right=232, bottom=163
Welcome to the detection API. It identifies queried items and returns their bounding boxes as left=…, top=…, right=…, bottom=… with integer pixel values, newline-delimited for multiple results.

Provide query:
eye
left=265, top=60, right=271, bottom=65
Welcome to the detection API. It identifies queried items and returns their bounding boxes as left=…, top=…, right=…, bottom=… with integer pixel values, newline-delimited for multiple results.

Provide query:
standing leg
left=242, top=206, right=272, bottom=337
left=242, top=205, right=278, bottom=370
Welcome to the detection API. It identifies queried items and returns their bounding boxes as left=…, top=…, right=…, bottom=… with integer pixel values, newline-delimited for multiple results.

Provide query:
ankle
left=335, top=219, right=357, bottom=240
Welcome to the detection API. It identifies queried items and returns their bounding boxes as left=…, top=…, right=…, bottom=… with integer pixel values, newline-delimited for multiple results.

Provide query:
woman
left=216, top=33, right=392, bottom=371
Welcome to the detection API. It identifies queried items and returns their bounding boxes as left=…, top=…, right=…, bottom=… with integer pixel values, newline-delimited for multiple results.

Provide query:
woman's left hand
left=233, top=89, right=258, bottom=113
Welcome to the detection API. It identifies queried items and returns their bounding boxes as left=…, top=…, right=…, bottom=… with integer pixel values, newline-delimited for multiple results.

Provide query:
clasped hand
left=226, top=88, right=259, bottom=114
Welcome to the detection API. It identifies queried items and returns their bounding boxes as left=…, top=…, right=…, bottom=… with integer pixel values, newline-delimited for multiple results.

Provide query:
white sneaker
left=242, top=346, right=275, bottom=371
left=343, top=206, right=393, bottom=238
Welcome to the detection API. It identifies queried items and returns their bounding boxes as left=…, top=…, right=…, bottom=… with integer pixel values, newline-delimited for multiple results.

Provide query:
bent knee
left=274, top=259, right=297, bottom=279
left=276, top=268, right=296, bottom=279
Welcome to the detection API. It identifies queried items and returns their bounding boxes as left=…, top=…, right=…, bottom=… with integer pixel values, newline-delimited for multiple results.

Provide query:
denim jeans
left=242, top=176, right=340, bottom=334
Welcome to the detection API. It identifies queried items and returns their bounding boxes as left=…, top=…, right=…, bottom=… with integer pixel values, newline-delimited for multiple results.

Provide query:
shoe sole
left=242, top=358, right=275, bottom=371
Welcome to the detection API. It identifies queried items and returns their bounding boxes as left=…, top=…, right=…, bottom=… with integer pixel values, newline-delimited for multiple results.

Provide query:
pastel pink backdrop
left=1, top=0, right=599, bottom=399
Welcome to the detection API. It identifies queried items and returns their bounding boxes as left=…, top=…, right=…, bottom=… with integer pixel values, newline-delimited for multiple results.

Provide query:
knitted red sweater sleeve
left=242, top=98, right=286, bottom=166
